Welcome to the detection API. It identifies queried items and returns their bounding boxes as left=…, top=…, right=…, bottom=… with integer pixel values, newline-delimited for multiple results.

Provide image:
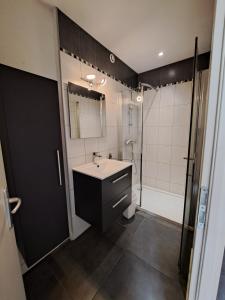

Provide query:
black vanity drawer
left=102, top=166, right=132, bottom=204
left=102, top=187, right=131, bottom=231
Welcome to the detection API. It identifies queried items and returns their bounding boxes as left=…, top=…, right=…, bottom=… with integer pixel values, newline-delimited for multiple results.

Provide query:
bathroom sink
left=72, top=159, right=132, bottom=180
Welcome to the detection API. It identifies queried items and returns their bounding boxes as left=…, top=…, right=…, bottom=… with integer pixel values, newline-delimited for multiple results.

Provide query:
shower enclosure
left=121, top=37, right=209, bottom=289
left=122, top=69, right=208, bottom=225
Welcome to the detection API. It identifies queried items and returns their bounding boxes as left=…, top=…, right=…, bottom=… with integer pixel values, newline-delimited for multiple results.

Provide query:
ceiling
left=43, top=0, right=214, bottom=73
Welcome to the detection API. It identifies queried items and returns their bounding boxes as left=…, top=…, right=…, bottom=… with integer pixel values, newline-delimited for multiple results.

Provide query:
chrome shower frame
left=137, top=82, right=158, bottom=207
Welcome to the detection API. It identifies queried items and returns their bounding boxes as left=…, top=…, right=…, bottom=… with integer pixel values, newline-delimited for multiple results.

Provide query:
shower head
left=135, top=82, right=158, bottom=103
left=138, top=82, right=158, bottom=91
left=125, top=139, right=136, bottom=145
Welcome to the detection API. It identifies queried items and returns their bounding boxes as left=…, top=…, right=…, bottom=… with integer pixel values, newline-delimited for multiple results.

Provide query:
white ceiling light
left=86, top=74, right=96, bottom=80
left=158, top=51, right=164, bottom=57
left=136, top=95, right=143, bottom=103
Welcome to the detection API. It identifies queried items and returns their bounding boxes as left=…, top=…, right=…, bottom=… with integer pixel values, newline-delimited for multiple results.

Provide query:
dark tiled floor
left=24, top=211, right=184, bottom=300
left=94, top=253, right=184, bottom=300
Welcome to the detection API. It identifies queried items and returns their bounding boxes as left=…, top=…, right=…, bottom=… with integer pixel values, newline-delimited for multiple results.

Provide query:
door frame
left=187, top=0, right=225, bottom=298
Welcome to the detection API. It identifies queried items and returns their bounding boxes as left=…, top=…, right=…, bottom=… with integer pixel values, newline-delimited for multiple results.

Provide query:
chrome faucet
left=92, top=152, right=102, bottom=165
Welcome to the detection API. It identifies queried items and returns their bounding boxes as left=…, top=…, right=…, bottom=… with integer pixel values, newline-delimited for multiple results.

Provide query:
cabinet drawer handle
left=112, top=173, right=128, bottom=184
left=112, top=194, right=128, bottom=208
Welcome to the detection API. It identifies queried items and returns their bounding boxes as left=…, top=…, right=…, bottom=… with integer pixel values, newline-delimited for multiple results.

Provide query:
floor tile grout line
left=91, top=250, right=126, bottom=300
left=49, top=239, right=125, bottom=300
left=125, top=249, right=182, bottom=287
left=103, top=215, right=146, bottom=246
left=55, top=275, right=74, bottom=300
left=47, top=260, right=74, bottom=300
left=137, top=210, right=182, bottom=232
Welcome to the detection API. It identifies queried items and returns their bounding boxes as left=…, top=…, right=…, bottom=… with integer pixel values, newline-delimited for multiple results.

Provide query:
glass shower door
left=179, top=37, right=208, bottom=285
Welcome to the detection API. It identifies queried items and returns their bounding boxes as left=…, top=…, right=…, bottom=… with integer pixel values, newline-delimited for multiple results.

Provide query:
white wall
left=0, top=0, right=57, bottom=80
left=60, top=51, right=131, bottom=239
left=142, top=81, right=192, bottom=195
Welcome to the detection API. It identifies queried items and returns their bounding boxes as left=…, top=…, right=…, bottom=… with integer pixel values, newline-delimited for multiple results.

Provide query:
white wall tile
left=160, top=85, right=174, bottom=107
left=174, top=81, right=192, bottom=106
left=148, top=162, right=158, bottom=179
left=142, top=160, right=148, bottom=177
left=172, top=126, right=189, bottom=146
left=156, top=180, right=170, bottom=191
left=157, top=163, right=170, bottom=182
left=147, top=145, right=158, bottom=162
left=85, top=153, right=92, bottom=163
left=158, top=126, right=172, bottom=145
left=144, top=126, right=158, bottom=145
left=98, top=136, right=108, bottom=152
left=171, top=165, right=186, bottom=185
left=173, top=105, right=191, bottom=126
left=158, top=145, right=172, bottom=164
left=142, top=176, right=148, bottom=186
left=84, top=138, right=98, bottom=155
left=170, top=183, right=185, bottom=195
left=171, top=146, right=187, bottom=166
left=159, top=106, right=173, bottom=126
left=145, top=108, right=159, bottom=126
left=148, top=178, right=157, bottom=187
left=67, top=137, right=85, bottom=158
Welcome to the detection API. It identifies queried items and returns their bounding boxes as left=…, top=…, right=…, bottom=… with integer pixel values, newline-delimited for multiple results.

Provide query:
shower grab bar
left=112, top=173, right=128, bottom=184
left=112, top=194, right=128, bottom=208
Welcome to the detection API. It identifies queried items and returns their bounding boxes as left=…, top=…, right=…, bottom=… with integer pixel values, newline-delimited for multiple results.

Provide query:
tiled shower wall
left=142, top=81, right=192, bottom=195
left=60, top=51, right=130, bottom=239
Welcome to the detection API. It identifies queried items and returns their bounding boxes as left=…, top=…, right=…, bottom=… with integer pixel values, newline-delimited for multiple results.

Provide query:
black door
left=179, top=38, right=208, bottom=284
left=0, top=64, right=69, bottom=266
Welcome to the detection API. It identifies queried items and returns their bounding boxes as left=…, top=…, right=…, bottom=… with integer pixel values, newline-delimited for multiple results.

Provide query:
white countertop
left=72, top=159, right=132, bottom=180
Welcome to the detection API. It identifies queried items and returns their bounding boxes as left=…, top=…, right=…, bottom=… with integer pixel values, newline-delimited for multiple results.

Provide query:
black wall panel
left=58, top=10, right=138, bottom=88
left=138, top=52, right=210, bottom=87
left=58, top=11, right=80, bottom=55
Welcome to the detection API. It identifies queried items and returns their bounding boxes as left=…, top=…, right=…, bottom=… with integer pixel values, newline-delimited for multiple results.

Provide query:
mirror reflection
left=68, top=82, right=106, bottom=139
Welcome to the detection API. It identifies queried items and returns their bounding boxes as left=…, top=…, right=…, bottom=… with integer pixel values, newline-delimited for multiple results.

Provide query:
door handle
left=183, top=157, right=195, bottom=161
left=56, top=149, right=62, bottom=186
left=9, top=197, right=22, bottom=214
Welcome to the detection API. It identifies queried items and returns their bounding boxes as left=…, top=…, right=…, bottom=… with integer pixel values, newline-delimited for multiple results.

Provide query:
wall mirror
left=68, top=82, right=106, bottom=139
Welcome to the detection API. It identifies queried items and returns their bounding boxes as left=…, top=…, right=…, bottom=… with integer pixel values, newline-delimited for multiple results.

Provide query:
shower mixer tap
left=125, top=139, right=136, bottom=145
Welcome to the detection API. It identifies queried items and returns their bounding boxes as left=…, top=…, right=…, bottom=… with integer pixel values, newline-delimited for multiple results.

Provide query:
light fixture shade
left=86, top=74, right=96, bottom=80
left=100, top=78, right=107, bottom=86
left=158, top=51, right=164, bottom=57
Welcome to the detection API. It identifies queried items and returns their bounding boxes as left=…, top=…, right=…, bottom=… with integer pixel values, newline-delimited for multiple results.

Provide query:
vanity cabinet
left=73, top=166, right=132, bottom=232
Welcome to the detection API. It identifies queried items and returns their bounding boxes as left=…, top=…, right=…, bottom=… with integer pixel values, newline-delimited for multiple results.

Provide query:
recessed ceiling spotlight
left=158, top=51, right=164, bottom=57
left=86, top=74, right=96, bottom=80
